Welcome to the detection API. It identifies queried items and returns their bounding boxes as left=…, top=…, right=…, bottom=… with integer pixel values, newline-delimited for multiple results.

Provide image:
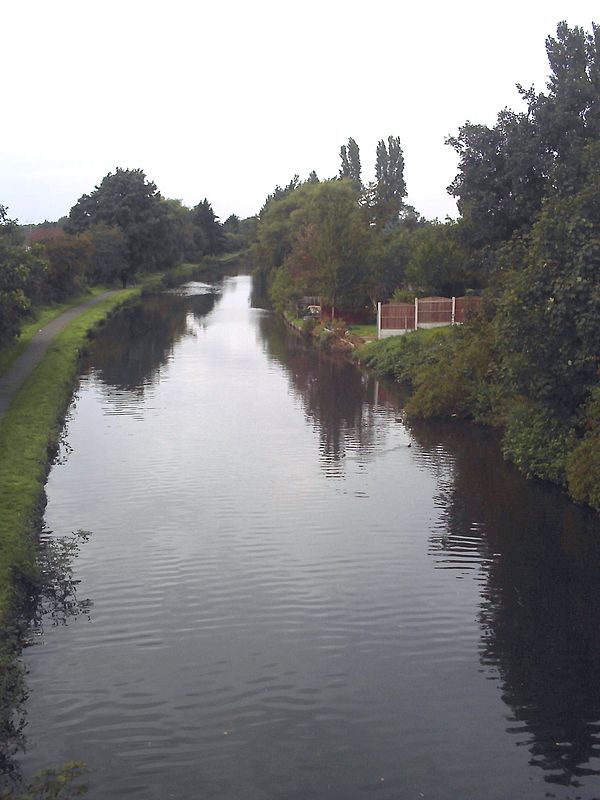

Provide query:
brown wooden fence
left=418, top=296, right=453, bottom=325
left=378, top=295, right=482, bottom=337
left=380, top=302, right=415, bottom=331
left=454, top=296, right=482, bottom=323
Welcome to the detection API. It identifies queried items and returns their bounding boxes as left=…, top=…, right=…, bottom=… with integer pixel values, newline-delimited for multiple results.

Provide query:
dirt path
left=0, top=290, right=117, bottom=419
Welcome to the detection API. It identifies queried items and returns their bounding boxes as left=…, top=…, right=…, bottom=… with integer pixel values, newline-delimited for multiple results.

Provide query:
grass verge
left=0, top=287, right=143, bottom=769
left=0, top=289, right=139, bottom=624
left=0, top=257, right=233, bottom=628
left=0, top=287, right=112, bottom=379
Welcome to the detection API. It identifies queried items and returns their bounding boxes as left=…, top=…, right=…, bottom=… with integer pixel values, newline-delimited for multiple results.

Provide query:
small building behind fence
left=377, top=296, right=482, bottom=339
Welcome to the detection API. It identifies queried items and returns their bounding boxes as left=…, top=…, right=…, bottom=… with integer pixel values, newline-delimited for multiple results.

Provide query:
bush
left=357, top=328, right=446, bottom=381
left=566, top=387, right=600, bottom=509
left=501, top=400, right=576, bottom=485
left=301, top=316, right=317, bottom=336
left=567, top=435, right=600, bottom=510
left=406, top=321, right=496, bottom=420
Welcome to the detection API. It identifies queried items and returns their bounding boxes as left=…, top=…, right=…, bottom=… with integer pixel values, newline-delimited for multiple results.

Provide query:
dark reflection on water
left=258, top=314, right=386, bottom=477
left=18, top=276, right=600, bottom=799
left=410, top=420, right=600, bottom=793
left=87, top=285, right=217, bottom=394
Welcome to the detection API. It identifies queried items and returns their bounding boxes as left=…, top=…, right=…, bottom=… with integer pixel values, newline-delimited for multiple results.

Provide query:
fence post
left=451, top=296, right=456, bottom=325
left=414, top=297, right=419, bottom=330
left=377, top=301, right=381, bottom=339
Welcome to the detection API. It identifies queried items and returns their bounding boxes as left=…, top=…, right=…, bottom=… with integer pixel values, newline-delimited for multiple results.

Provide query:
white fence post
left=451, top=296, right=456, bottom=325
left=414, top=297, right=419, bottom=330
left=377, top=302, right=381, bottom=339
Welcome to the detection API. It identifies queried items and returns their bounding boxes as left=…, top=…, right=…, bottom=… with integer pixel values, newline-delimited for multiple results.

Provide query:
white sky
left=2, top=0, right=598, bottom=225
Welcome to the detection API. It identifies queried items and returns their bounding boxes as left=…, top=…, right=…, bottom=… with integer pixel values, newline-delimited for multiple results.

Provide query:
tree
left=404, top=221, right=470, bottom=296
left=252, top=185, right=308, bottom=277
left=41, top=233, right=92, bottom=299
left=87, top=224, right=128, bottom=285
left=447, top=23, right=600, bottom=252
left=363, top=221, right=414, bottom=310
left=447, top=109, right=545, bottom=248
left=223, top=214, right=240, bottom=233
left=0, top=205, right=48, bottom=343
left=66, top=168, right=180, bottom=278
left=495, top=141, right=600, bottom=418
left=537, top=22, right=600, bottom=193
left=191, top=199, right=225, bottom=256
left=339, top=137, right=361, bottom=186
left=288, top=180, right=371, bottom=317
left=260, top=175, right=301, bottom=215
left=368, top=136, right=406, bottom=227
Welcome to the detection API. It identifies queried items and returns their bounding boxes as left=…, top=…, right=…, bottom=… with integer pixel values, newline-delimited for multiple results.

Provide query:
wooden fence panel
left=454, top=296, right=482, bottom=323
left=418, top=297, right=452, bottom=324
left=380, top=303, right=415, bottom=330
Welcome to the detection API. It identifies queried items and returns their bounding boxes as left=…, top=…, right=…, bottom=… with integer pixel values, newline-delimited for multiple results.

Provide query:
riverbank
left=356, top=320, right=600, bottom=514
left=282, top=312, right=369, bottom=356
left=283, top=309, right=600, bottom=514
left=18, top=273, right=600, bottom=799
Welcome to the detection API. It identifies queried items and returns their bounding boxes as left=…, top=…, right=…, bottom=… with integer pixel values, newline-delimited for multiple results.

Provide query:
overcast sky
left=2, top=0, right=598, bottom=225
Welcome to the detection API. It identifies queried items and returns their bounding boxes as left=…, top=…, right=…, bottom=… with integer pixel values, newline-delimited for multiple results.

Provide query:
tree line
left=0, top=168, right=254, bottom=345
left=251, top=20, right=600, bottom=510
left=358, top=21, right=600, bottom=510
left=251, top=131, right=482, bottom=322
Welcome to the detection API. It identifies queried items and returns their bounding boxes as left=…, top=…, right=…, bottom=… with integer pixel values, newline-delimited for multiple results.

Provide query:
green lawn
left=348, top=323, right=377, bottom=339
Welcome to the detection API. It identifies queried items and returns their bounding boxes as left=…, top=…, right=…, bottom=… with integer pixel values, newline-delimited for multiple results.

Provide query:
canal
left=18, top=274, right=600, bottom=798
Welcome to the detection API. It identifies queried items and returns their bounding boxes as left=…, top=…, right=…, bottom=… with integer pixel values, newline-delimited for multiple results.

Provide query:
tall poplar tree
left=371, top=136, right=406, bottom=227
left=339, top=137, right=362, bottom=186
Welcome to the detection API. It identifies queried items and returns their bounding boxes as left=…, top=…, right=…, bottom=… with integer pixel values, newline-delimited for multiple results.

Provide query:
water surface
left=20, top=275, right=600, bottom=798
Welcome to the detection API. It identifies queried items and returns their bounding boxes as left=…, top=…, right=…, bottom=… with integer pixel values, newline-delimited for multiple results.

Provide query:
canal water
left=18, top=275, right=600, bottom=798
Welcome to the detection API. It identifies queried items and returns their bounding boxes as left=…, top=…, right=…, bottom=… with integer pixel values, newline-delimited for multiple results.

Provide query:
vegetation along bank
left=252, top=21, right=600, bottom=513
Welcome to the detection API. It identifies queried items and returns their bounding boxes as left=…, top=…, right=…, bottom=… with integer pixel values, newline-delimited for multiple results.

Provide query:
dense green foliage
left=0, top=169, right=254, bottom=347
left=0, top=207, right=48, bottom=344
left=339, top=137, right=362, bottom=186
left=253, top=136, right=487, bottom=321
left=65, top=169, right=231, bottom=280
left=357, top=21, right=600, bottom=507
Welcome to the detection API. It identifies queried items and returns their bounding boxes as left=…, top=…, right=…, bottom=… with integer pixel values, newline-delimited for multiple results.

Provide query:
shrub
left=406, top=320, right=496, bottom=420
left=566, top=386, right=600, bottom=509
left=501, top=400, right=576, bottom=485
left=567, top=436, right=600, bottom=510
left=301, top=316, right=317, bottom=336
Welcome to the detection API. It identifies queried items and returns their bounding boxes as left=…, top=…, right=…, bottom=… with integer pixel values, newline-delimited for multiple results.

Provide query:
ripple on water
left=18, top=276, right=600, bottom=800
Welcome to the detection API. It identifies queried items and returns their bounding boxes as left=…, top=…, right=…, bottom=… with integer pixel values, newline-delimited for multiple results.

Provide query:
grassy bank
left=0, top=289, right=139, bottom=622
left=0, top=287, right=113, bottom=379
left=0, top=257, right=234, bottom=626
left=0, top=286, right=141, bottom=769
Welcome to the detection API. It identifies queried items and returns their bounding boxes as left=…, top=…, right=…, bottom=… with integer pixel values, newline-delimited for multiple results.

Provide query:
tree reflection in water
left=256, top=306, right=600, bottom=790
left=0, top=530, right=93, bottom=784
left=257, top=314, right=388, bottom=477
left=409, top=419, right=600, bottom=791
left=86, top=288, right=217, bottom=395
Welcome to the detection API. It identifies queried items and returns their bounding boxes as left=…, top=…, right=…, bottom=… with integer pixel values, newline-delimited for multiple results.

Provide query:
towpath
left=0, top=290, right=117, bottom=419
